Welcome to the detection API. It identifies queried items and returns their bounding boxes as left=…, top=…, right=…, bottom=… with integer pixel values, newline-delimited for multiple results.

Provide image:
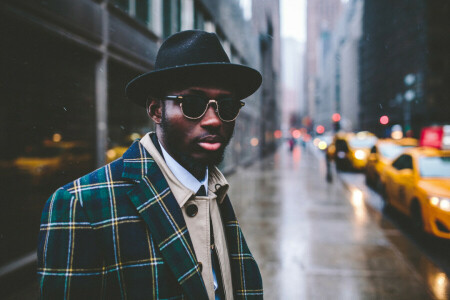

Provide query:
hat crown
left=155, top=30, right=230, bottom=70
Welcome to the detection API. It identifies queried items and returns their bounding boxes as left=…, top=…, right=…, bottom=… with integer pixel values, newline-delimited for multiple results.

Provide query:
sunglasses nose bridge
left=206, top=99, right=219, bottom=112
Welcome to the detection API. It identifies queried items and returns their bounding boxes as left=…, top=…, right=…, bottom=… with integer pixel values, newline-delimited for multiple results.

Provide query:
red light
left=380, top=115, right=389, bottom=125
left=332, top=113, right=341, bottom=122
left=274, top=130, right=282, bottom=139
left=292, top=129, right=301, bottom=139
left=316, top=125, right=325, bottom=134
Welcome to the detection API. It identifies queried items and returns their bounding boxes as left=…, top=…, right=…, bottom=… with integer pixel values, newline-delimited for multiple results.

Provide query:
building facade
left=359, top=0, right=450, bottom=137
left=304, top=0, right=343, bottom=131
left=0, top=0, right=280, bottom=282
left=315, top=0, right=363, bottom=132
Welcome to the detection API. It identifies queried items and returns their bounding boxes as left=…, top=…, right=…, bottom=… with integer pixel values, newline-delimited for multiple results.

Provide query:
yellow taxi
left=331, top=131, right=377, bottom=171
left=365, top=138, right=417, bottom=188
left=381, top=147, right=450, bottom=239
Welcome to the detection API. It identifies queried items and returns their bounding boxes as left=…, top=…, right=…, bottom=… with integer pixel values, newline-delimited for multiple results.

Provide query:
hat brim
left=126, top=63, right=262, bottom=106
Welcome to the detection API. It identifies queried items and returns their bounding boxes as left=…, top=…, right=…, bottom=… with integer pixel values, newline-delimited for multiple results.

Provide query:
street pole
left=95, top=0, right=109, bottom=167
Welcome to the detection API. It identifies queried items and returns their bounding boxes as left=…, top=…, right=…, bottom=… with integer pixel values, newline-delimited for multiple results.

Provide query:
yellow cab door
left=387, top=154, right=414, bottom=214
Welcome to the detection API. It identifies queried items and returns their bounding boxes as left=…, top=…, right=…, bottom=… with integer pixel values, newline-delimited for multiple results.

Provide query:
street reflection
left=292, top=146, right=301, bottom=165
left=349, top=187, right=368, bottom=225
left=430, top=272, right=448, bottom=300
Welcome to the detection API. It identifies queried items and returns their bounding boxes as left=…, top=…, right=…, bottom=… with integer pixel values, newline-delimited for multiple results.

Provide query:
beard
left=160, top=108, right=232, bottom=178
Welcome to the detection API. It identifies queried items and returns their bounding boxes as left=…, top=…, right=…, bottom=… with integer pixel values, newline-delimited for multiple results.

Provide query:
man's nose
left=200, top=104, right=222, bottom=127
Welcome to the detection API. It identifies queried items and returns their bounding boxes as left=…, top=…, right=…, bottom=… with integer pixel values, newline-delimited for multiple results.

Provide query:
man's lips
left=197, top=136, right=224, bottom=151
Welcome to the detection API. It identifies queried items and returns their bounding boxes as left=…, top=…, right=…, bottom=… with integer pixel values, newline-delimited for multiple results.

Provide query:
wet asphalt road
left=228, top=144, right=450, bottom=299
left=5, top=144, right=450, bottom=299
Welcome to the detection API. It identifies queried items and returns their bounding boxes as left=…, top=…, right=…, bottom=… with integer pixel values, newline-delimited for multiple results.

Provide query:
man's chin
left=193, top=148, right=226, bottom=167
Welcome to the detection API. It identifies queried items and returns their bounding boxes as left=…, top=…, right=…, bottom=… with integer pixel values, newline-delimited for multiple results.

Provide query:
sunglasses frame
left=164, top=95, right=245, bottom=122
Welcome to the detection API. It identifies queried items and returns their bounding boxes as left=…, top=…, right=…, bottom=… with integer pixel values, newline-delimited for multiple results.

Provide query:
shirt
left=140, top=133, right=234, bottom=300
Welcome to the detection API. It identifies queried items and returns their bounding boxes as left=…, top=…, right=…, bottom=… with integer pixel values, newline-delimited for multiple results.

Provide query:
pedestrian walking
left=37, top=30, right=263, bottom=299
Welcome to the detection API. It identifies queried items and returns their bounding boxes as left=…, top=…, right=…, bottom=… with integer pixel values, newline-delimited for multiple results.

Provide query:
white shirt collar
left=158, top=141, right=208, bottom=195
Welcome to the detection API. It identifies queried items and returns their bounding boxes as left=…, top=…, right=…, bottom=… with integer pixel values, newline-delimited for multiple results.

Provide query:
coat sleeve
left=37, top=187, right=104, bottom=299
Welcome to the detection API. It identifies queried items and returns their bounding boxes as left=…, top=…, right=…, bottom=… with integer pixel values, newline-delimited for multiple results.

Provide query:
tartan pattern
left=37, top=140, right=263, bottom=299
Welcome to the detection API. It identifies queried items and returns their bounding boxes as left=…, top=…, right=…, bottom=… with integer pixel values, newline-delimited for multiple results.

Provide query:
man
left=37, top=30, right=263, bottom=299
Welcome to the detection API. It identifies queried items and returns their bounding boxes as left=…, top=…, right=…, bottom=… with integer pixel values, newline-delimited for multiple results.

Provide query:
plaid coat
left=37, top=140, right=263, bottom=299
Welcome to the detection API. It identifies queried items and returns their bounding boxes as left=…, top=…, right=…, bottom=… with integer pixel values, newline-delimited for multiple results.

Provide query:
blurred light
left=391, top=130, right=403, bottom=140
left=52, top=133, right=62, bottom=143
left=440, top=199, right=450, bottom=212
left=404, top=90, right=415, bottom=102
left=292, top=129, right=301, bottom=139
left=106, top=149, right=116, bottom=159
left=316, top=125, right=325, bottom=134
left=318, top=141, right=327, bottom=150
left=130, top=133, right=141, bottom=140
left=404, top=74, right=416, bottom=86
left=313, top=138, right=320, bottom=147
left=430, top=197, right=439, bottom=206
left=432, top=272, right=448, bottom=300
left=380, top=115, right=389, bottom=125
left=443, top=136, right=450, bottom=147
left=274, top=130, right=282, bottom=139
left=351, top=189, right=364, bottom=205
left=250, top=138, right=259, bottom=147
left=332, top=113, right=341, bottom=122
left=303, top=134, right=311, bottom=142
left=354, top=150, right=366, bottom=160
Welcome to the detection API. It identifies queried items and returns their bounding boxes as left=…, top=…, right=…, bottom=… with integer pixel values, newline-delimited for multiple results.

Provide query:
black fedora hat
left=126, top=30, right=262, bottom=106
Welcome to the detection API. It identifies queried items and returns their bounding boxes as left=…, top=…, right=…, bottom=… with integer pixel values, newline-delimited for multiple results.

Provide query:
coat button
left=186, top=203, right=198, bottom=217
left=198, top=262, right=203, bottom=272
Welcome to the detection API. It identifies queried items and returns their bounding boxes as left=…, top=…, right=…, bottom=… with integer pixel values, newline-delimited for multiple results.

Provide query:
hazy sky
left=281, top=0, right=307, bottom=42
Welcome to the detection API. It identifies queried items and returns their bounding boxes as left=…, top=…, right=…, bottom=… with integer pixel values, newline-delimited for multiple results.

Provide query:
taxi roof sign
left=420, top=126, right=450, bottom=150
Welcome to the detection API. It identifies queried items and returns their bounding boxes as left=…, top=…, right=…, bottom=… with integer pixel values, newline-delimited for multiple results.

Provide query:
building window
left=136, top=0, right=151, bottom=25
left=113, top=0, right=129, bottom=12
left=194, top=3, right=205, bottom=30
left=163, top=0, right=181, bottom=38
left=112, top=0, right=152, bottom=27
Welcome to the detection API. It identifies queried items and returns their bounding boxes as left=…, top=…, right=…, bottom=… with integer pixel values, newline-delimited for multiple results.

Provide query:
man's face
left=158, top=86, right=237, bottom=170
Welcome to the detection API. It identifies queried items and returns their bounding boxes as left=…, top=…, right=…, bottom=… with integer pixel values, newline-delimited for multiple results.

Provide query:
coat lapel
left=122, top=141, right=208, bottom=300
left=219, top=195, right=264, bottom=299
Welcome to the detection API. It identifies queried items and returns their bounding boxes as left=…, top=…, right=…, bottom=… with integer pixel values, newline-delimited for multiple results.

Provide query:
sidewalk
left=227, top=145, right=435, bottom=299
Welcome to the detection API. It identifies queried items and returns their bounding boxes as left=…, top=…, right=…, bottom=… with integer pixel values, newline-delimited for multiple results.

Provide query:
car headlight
left=354, top=150, right=366, bottom=160
left=430, top=196, right=450, bottom=212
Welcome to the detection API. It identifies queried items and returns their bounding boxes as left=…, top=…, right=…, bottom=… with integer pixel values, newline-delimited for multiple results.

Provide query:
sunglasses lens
left=181, top=95, right=209, bottom=118
left=179, top=95, right=242, bottom=121
left=217, top=97, right=241, bottom=121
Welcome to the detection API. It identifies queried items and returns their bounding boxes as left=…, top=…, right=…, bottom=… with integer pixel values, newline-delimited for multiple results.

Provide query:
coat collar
left=122, top=140, right=209, bottom=300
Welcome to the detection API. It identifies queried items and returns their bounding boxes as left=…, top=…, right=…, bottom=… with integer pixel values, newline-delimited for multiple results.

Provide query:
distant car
left=365, top=138, right=418, bottom=188
left=381, top=147, right=450, bottom=239
left=332, top=131, right=377, bottom=171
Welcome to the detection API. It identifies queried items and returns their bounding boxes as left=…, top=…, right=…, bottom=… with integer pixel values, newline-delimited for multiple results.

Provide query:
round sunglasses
left=164, top=95, right=245, bottom=122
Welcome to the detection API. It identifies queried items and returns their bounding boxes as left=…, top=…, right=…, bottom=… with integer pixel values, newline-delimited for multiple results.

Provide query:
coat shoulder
left=53, top=157, right=138, bottom=223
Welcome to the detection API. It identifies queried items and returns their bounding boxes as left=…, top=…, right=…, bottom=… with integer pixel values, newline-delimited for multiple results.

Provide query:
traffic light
left=316, top=125, right=325, bottom=134
left=380, top=115, right=389, bottom=125
left=332, top=113, right=341, bottom=122
left=332, top=113, right=341, bottom=132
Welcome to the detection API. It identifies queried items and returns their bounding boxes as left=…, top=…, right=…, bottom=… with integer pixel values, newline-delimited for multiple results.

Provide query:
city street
left=228, top=143, right=450, bottom=300
left=5, top=143, right=450, bottom=299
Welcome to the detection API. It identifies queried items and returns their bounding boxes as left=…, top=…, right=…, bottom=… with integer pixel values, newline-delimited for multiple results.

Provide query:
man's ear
left=147, top=98, right=163, bottom=124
